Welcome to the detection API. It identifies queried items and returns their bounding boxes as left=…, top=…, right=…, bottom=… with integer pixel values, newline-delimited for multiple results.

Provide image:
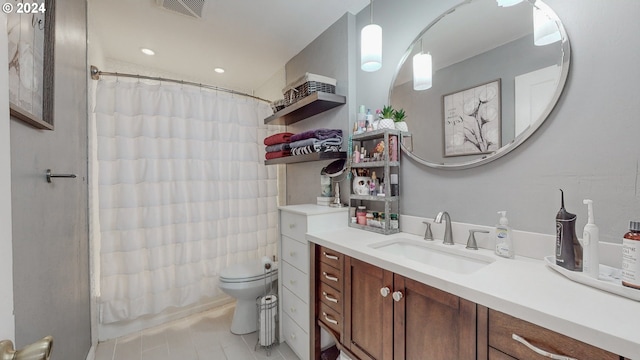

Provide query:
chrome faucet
left=434, top=211, right=454, bottom=245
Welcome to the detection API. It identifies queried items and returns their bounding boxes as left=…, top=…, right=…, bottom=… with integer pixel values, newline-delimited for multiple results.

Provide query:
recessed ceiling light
left=141, top=48, right=155, bottom=56
left=214, top=68, right=225, bottom=74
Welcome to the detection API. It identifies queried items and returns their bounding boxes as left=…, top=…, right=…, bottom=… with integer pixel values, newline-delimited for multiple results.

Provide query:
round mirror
left=390, top=0, right=570, bottom=169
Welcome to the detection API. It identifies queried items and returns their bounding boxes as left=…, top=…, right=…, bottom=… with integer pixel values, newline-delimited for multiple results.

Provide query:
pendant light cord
left=370, top=0, right=374, bottom=24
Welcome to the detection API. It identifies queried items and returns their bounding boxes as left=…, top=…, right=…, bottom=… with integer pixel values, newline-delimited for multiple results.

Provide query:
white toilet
left=219, top=259, right=278, bottom=334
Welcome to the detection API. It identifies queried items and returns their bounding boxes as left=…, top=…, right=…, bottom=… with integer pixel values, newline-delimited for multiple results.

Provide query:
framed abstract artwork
left=443, top=79, right=501, bottom=157
left=7, top=0, right=56, bottom=130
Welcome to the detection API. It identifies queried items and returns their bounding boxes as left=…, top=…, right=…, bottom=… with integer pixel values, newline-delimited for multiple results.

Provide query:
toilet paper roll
left=259, top=295, right=277, bottom=346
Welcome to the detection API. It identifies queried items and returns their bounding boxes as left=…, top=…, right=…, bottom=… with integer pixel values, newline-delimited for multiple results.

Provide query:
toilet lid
left=219, top=260, right=278, bottom=283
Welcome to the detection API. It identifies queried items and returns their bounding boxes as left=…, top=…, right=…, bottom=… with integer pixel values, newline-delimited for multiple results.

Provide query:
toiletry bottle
left=582, top=199, right=600, bottom=278
left=356, top=206, right=367, bottom=225
left=353, top=145, right=360, bottom=164
left=370, top=172, right=378, bottom=196
left=390, top=174, right=399, bottom=196
left=555, top=189, right=583, bottom=271
left=389, top=135, right=398, bottom=162
left=495, top=211, right=514, bottom=258
left=357, top=106, right=366, bottom=133
left=622, top=221, right=640, bottom=289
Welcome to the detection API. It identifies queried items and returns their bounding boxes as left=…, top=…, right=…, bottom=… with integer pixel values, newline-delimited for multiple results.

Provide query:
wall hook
left=46, top=169, right=77, bottom=183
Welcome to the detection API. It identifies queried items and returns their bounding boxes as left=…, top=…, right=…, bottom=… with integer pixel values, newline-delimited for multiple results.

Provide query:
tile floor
left=95, top=303, right=299, bottom=360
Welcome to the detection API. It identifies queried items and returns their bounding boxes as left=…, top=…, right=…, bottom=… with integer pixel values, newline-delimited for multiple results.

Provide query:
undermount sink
left=369, top=238, right=495, bottom=274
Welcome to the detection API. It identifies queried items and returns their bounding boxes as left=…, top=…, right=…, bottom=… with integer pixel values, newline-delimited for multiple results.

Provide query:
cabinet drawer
left=282, top=312, right=310, bottom=360
left=281, top=211, right=307, bottom=241
left=319, top=301, right=342, bottom=337
left=318, top=280, right=342, bottom=315
left=282, top=286, right=309, bottom=330
left=488, top=309, right=619, bottom=360
left=318, top=246, right=343, bottom=271
left=488, top=347, right=517, bottom=360
left=319, top=261, right=342, bottom=291
left=282, top=261, right=309, bottom=304
left=282, top=235, right=308, bottom=273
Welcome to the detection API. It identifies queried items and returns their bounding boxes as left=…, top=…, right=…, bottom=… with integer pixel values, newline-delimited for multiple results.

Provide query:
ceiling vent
left=156, top=0, right=204, bottom=18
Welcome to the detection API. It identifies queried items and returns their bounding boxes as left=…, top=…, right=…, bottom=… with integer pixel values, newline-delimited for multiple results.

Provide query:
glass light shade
left=361, top=24, right=382, bottom=72
left=497, top=0, right=523, bottom=7
left=533, top=6, right=561, bottom=46
left=412, top=52, right=432, bottom=91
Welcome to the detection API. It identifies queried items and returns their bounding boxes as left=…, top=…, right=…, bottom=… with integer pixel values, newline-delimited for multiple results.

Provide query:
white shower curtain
left=92, top=79, right=278, bottom=324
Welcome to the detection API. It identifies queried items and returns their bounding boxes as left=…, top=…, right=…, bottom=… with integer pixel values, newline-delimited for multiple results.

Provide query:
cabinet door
left=393, top=275, right=476, bottom=360
left=344, top=256, right=394, bottom=360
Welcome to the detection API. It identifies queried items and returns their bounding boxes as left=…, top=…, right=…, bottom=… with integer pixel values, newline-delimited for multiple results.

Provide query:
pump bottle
left=495, top=211, right=514, bottom=258
left=582, top=199, right=600, bottom=278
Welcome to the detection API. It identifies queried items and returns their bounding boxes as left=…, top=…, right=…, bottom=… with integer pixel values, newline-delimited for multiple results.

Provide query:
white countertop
left=306, top=227, right=640, bottom=358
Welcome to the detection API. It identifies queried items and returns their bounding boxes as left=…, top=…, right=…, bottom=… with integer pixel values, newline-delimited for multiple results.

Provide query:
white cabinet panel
left=282, top=286, right=309, bottom=330
left=282, top=261, right=309, bottom=304
left=282, top=235, right=309, bottom=273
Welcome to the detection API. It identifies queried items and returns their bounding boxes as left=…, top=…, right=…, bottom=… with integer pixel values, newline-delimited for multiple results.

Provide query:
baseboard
left=85, top=344, right=95, bottom=360
left=97, top=295, right=234, bottom=342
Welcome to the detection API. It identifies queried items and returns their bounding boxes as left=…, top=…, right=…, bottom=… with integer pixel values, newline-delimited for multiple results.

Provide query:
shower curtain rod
left=89, top=65, right=270, bottom=103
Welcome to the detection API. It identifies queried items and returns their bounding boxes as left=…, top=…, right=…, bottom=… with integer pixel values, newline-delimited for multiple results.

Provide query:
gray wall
left=355, top=0, right=640, bottom=243
left=393, top=34, right=560, bottom=163
left=284, top=13, right=356, bottom=206
left=10, top=0, right=91, bottom=358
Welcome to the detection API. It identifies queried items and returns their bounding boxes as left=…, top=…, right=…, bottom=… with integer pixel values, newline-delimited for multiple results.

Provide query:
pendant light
left=533, top=3, right=561, bottom=46
left=361, top=0, right=382, bottom=72
left=496, top=0, right=523, bottom=7
left=412, top=39, right=432, bottom=91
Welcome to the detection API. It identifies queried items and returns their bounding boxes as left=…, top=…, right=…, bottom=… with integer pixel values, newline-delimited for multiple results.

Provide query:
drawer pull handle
left=289, top=280, right=296, bottom=285
left=322, top=291, right=339, bottom=303
left=322, top=312, right=339, bottom=325
left=290, top=307, right=296, bottom=313
left=392, top=291, right=403, bottom=302
left=289, top=251, right=296, bottom=257
left=290, top=333, right=296, bottom=340
left=289, top=223, right=296, bottom=229
left=380, top=287, right=390, bottom=297
left=512, top=334, right=577, bottom=360
left=322, top=272, right=339, bottom=282
left=323, top=252, right=339, bottom=261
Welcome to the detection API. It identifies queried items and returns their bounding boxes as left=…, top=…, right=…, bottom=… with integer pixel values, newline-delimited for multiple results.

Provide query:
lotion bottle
left=495, top=211, right=514, bottom=258
left=582, top=199, right=600, bottom=278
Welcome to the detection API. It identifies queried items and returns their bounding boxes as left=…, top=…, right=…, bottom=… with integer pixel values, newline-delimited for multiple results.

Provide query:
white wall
left=355, top=0, right=640, bottom=243
left=255, top=67, right=286, bottom=102
left=0, top=12, right=15, bottom=342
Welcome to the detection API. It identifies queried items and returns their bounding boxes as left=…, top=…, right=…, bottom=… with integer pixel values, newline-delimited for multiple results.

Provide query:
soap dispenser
left=495, top=211, right=514, bottom=258
left=555, top=189, right=583, bottom=271
left=582, top=199, right=600, bottom=278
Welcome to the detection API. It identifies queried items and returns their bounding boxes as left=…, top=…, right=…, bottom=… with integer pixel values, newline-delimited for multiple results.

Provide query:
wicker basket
left=283, top=73, right=337, bottom=106
left=270, top=99, right=286, bottom=113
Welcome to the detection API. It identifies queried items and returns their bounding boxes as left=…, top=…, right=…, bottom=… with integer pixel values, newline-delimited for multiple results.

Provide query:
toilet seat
left=219, top=260, right=278, bottom=283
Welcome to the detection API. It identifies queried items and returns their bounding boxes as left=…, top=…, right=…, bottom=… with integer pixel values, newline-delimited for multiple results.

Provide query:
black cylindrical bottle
left=555, top=189, right=583, bottom=271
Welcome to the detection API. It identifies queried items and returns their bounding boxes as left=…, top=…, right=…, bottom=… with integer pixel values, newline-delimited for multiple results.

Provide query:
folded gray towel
left=289, top=138, right=318, bottom=148
left=290, top=129, right=343, bottom=142
left=265, top=143, right=290, bottom=152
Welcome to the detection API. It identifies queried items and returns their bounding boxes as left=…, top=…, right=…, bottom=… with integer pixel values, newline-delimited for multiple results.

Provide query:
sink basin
left=369, top=238, right=495, bottom=274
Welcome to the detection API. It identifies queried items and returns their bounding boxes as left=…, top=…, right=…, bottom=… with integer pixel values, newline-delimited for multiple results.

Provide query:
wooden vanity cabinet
left=313, top=247, right=477, bottom=360
left=479, top=306, right=621, bottom=360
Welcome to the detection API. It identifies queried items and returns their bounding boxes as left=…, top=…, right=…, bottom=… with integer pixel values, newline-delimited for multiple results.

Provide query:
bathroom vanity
left=307, top=224, right=639, bottom=360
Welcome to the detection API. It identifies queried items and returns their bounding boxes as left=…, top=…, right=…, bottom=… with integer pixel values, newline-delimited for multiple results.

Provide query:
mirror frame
left=389, top=0, right=570, bottom=170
